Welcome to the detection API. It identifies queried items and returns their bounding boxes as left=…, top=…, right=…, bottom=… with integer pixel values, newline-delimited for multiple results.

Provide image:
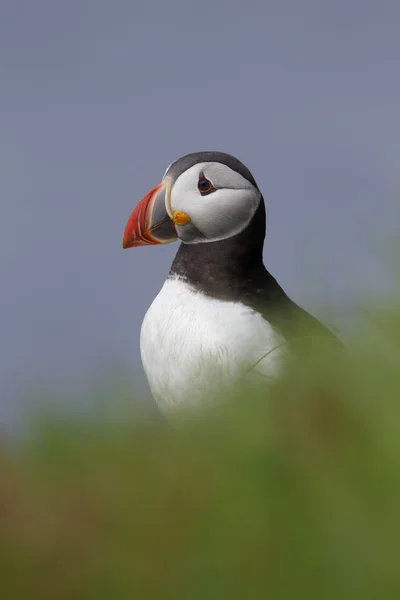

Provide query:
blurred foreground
left=1, top=296, right=400, bottom=599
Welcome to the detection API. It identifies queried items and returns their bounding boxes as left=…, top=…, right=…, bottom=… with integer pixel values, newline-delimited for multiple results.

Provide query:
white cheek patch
left=171, top=162, right=261, bottom=243
left=189, top=188, right=259, bottom=242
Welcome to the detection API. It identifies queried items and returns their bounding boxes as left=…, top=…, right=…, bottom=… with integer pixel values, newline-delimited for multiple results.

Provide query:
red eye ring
left=197, top=177, right=215, bottom=195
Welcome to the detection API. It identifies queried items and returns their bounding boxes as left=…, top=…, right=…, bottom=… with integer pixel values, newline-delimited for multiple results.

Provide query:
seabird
left=123, top=152, right=341, bottom=413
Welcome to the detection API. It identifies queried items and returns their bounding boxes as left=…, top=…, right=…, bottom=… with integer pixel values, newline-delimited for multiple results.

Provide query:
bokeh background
left=2, top=0, right=400, bottom=427
left=2, top=3, right=400, bottom=598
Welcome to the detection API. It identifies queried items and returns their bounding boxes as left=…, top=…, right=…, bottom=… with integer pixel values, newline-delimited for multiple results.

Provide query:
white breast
left=140, top=276, right=286, bottom=413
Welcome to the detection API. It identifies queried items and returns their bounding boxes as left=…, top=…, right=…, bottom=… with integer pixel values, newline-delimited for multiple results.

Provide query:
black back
left=170, top=198, right=339, bottom=342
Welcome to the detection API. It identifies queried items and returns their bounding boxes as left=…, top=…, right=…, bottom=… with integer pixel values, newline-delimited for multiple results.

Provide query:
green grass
left=1, top=297, right=400, bottom=599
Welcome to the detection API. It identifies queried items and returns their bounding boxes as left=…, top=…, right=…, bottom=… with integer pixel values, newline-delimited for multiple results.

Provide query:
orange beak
left=122, top=181, right=177, bottom=249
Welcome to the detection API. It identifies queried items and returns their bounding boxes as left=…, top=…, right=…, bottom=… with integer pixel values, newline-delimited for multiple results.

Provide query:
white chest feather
left=140, top=277, right=285, bottom=412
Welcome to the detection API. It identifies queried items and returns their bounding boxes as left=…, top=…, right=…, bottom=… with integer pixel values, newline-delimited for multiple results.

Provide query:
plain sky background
left=1, top=0, right=399, bottom=426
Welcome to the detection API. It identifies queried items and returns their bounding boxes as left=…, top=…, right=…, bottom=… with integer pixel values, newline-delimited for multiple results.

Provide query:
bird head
left=122, top=151, right=262, bottom=249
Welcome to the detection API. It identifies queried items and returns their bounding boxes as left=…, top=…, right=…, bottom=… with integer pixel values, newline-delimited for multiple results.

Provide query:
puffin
left=123, top=152, right=341, bottom=413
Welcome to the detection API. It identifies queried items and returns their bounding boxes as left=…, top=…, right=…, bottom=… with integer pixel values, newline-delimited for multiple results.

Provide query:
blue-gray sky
left=1, top=0, right=399, bottom=425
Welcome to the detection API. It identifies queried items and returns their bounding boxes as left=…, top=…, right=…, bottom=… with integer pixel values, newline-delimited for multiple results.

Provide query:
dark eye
left=197, top=177, right=215, bottom=195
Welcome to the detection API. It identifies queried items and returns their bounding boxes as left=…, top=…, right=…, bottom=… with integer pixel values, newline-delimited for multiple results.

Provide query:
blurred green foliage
left=1, top=298, right=400, bottom=599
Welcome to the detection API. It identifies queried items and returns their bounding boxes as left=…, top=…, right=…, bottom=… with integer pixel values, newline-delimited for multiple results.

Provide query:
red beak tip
left=122, top=233, right=132, bottom=249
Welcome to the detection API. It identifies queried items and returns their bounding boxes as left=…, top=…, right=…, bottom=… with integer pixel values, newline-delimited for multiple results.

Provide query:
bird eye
left=197, top=177, right=215, bottom=195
